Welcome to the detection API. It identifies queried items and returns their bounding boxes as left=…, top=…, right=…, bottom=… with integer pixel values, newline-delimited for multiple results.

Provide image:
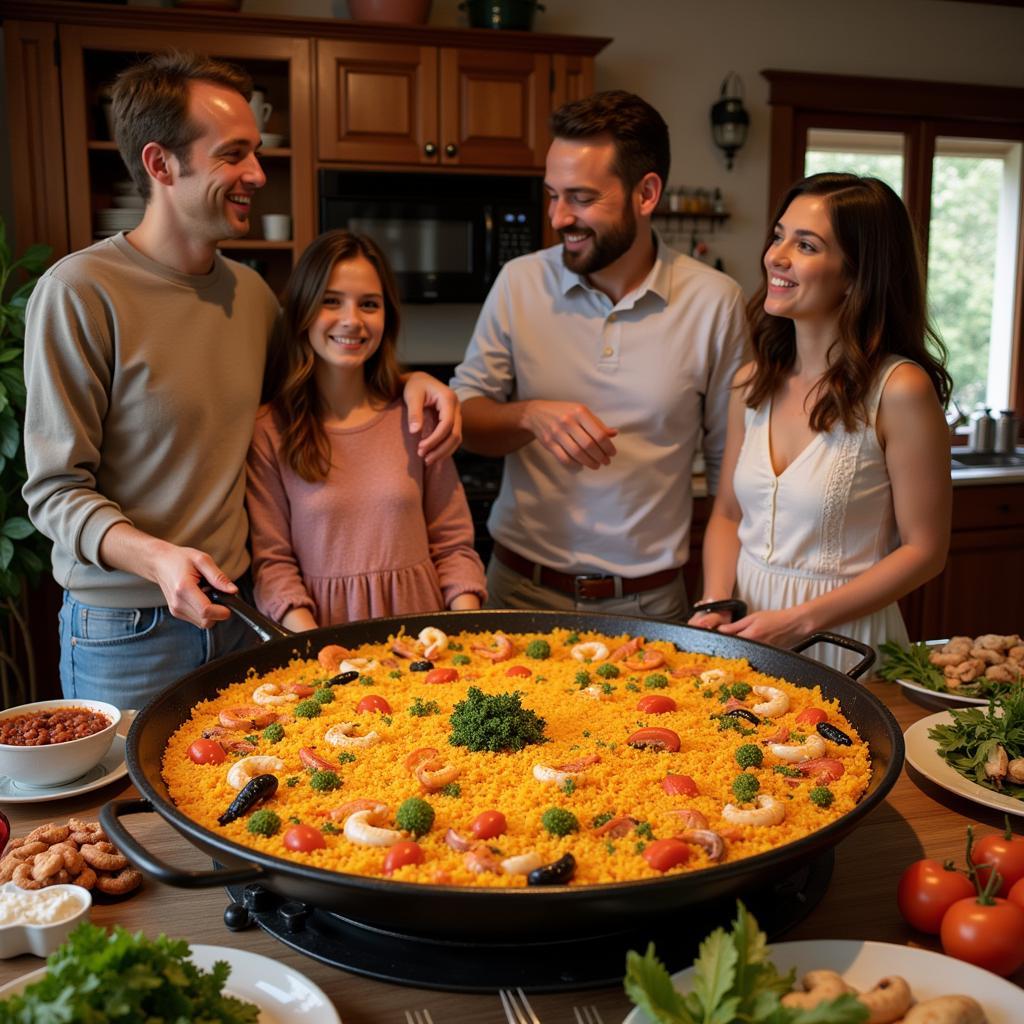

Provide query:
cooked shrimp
left=252, top=683, right=299, bottom=706
left=218, top=706, right=278, bottom=730
left=464, top=844, right=502, bottom=874
left=343, top=808, right=401, bottom=847
left=501, top=851, right=543, bottom=875
left=80, top=841, right=129, bottom=873
left=678, top=829, right=725, bottom=862
left=857, top=976, right=913, bottom=1024
left=666, top=808, right=708, bottom=830
left=984, top=744, right=1008, bottom=782
left=609, top=637, right=642, bottom=662
left=339, top=658, right=378, bottom=675
left=471, top=632, right=516, bottom=662
left=94, top=868, right=143, bottom=895
left=416, top=761, right=461, bottom=792
left=929, top=652, right=968, bottom=668
left=699, top=669, right=730, bottom=686
left=769, top=734, right=827, bottom=762
left=324, top=722, right=381, bottom=749
left=226, top=755, right=286, bottom=790
left=571, top=641, right=609, bottom=662
left=418, top=627, right=448, bottom=659
left=533, top=764, right=575, bottom=785
left=591, top=815, right=637, bottom=838
left=318, top=644, right=351, bottom=673
left=722, top=794, right=786, bottom=826
left=751, top=685, right=789, bottom=718
left=391, top=636, right=420, bottom=659
left=1008, top=758, right=1024, bottom=783
left=579, top=685, right=609, bottom=700
left=329, top=798, right=389, bottom=823
left=622, top=649, right=666, bottom=671
left=944, top=659, right=985, bottom=685
left=12, top=862, right=46, bottom=890
left=970, top=646, right=1005, bottom=665
left=782, top=970, right=854, bottom=1010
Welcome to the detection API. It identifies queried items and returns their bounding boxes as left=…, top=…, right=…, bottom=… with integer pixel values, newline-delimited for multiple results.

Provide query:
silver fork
left=573, top=1006, right=605, bottom=1024
left=499, top=987, right=540, bottom=1024
left=404, top=1012, right=435, bottom=1024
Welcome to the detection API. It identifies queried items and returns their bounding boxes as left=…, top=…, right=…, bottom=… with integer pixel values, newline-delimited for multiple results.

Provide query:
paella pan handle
left=205, top=588, right=292, bottom=642
left=100, top=799, right=268, bottom=888
left=790, top=632, right=876, bottom=680
left=689, top=598, right=747, bottom=620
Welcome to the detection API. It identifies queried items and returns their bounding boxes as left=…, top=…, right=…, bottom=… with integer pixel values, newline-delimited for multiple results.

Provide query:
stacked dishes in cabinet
left=94, top=180, right=144, bottom=238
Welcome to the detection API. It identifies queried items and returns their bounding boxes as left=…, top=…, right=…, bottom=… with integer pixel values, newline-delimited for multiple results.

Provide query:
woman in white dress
left=690, top=173, right=951, bottom=669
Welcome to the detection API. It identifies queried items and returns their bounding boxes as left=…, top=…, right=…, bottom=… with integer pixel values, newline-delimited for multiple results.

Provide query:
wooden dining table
left=1, top=677, right=1022, bottom=1023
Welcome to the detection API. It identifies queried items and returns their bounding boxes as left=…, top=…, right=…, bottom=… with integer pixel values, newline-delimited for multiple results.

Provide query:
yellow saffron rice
left=162, top=628, right=871, bottom=887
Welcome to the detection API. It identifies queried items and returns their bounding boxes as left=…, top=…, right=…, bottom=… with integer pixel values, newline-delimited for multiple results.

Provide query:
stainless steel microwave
left=318, top=171, right=543, bottom=303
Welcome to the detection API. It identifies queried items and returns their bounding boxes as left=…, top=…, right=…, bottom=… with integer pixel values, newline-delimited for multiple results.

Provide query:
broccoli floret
left=773, top=765, right=802, bottom=778
left=525, top=639, right=551, bottom=659
left=447, top=642, right=463, bottom=651
left=540, top=807, right=579, bottom=837
left=261, top=722, right=285, bottom=744
left=321, top=822, right=340, bottom=834
left=634, top=821, right=654, bottom=840
left=336, top=751, right=356, bottom=765
left=309, top=769, right=342, bottom=792
left=731, top=772, right=760, bottom=803
left=409, top=697, right=441, bottom=718
left=244, top=734, right=259, bottom=745
left=246, top=810, right=281, bottom=837
left=731, top=682, right=752, bottom=700
left=575, top=670, right=591, bottom=688
left=592, top=811, right=614, bottom=828
left=625, top=682, right=640, bottom=693
left=294, top=699, right=321, bottom=719
left=644, top=674, right=669, bottom=689
left=560, top=777, right=576, bottom=796
left=313, top=687, right=335, bottom=704
left=448, top=687, right=547, bottom=752
left=601, top=682, right=615, bottom=695
left=285, top=776, right=299, bottom=787
left=451, top=654, right=471, bottom=666
left=439, top=782, right=461, bottom=797
left=396, top=796, right=435, bottom=836
left=809, top=785, right=834, bottom=808
left=565, top=632, right=580, bottom=644
left=596, top=663, right=620, bottom=680
left=385, top=671, right=400, bottom=681
left=735, top=743, right=763, bottom=769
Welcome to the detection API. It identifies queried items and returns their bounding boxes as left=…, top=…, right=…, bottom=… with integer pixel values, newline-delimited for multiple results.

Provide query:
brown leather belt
left=492, top=541, right=681, bottom=601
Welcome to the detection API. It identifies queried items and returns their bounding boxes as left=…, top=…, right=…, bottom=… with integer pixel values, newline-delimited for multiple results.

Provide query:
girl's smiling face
left=763, top=194, right=850, bottom=326
left=308, top=255, right=386, bottom=373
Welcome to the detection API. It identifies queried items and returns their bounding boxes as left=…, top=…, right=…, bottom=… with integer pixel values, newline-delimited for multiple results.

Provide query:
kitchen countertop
left=1, top=678, right=1021, bottom=1021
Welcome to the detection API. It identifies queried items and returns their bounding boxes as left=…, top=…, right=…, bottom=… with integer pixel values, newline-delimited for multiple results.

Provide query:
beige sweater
left=23, top=233, right=280, bottom=607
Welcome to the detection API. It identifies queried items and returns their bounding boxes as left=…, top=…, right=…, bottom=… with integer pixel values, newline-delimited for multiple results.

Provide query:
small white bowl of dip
left=0, top=881, right=92, bottom=958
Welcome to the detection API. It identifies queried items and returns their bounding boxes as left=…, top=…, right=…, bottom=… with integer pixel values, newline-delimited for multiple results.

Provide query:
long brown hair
left=268, top=230, right=403, bottom=482
left=745, top=173, right=951, bottom=431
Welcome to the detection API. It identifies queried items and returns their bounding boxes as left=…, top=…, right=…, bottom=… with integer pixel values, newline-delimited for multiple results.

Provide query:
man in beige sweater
left=23, top=52, right=459, bottom=709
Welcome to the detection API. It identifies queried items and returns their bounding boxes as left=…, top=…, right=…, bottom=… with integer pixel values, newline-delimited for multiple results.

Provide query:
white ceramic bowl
left=260, top=132, right=285, bottom=148
left=0, top=699, right=121, bottom=787
left=0, top=882, right=92, bottom=958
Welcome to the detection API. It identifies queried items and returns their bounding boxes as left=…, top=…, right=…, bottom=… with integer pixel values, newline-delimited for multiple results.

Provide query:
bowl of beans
left=0, top=700, right=121, bottom=787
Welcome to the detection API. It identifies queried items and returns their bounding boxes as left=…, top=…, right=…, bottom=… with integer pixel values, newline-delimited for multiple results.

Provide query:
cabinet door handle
left=444, top=142, right=458, bottom=158
left=424, top=142, right=437, bottom=157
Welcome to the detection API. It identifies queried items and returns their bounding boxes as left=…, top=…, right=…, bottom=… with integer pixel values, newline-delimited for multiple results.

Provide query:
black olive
left=725, top=708, right=761, bottom=725
left=409, top=660, right=434, bottom=672
left=817, top=722, right=852, bottom=746
left=527, top=853, right=576, bottom=886
left=217, top=773, right=279, bottom=825
left=223, top=902, right=251, bottom=931
left=327, top=670, right=360, bottom=687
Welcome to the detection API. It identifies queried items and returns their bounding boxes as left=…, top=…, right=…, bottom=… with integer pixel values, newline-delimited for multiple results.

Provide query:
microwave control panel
left=496, top=208, right=540, bottom=268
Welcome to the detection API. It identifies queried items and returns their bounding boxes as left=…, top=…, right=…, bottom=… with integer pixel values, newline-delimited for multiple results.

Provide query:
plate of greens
left=623, top=903, right=1022, bottom=1023
left=878, top=641, right=1013, bottom=706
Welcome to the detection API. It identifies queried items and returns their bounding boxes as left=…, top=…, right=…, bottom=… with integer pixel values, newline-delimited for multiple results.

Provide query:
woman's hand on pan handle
left=717, top=605, right=812, bottom=649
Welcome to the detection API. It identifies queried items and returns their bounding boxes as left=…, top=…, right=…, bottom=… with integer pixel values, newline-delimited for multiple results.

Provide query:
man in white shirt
left=452, top=91, right=747, bottom=620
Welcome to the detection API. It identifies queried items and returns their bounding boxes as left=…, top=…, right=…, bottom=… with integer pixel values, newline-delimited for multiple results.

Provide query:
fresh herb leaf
left=624, top=943, right=696, bottom=1024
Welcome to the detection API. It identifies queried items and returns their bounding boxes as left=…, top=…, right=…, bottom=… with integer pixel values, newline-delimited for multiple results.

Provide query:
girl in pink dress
left=246, top=230, right=486, bottom=629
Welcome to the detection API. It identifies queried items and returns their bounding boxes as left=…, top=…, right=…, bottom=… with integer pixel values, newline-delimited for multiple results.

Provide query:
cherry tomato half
left=383, top=840, right=425, bottom=875
left=188, top=738, right=226, bottom=765
left=626, top=727, right=681, bottom=752
left=661, top=774, right=699, bottom=797
left=425, top=668, right=459, bottom=685
left=973, top=827, right=1024, bottom=897
left=356, top=694, right=392, bottom=714
left=795, top=707, right=828, bottom=726
left=642, top=838, right=691, bottom=872
left=470, top=810, right=507, bottom=840
left=636, top=695, right=677, bottom=715
left=283, top=824, right=326, bottom=853
left=505, top=665, right=532, bottom=678
left=940, top=896, right=1024, bottom=976
left=1007, top=875, right=1024, bottom=914
left=288, top=683, right=316, bottom=698
left=896, top=859, right=975, bottom=934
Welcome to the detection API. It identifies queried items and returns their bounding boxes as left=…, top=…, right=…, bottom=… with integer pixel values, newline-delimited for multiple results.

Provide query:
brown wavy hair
left=745, top=173, right=951, bottom=431
left=267, top=230, right=403, bottom=482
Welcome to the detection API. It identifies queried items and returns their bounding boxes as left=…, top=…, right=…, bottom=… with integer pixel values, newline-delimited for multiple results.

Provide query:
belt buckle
left=573, top=573, right=609, bottom=601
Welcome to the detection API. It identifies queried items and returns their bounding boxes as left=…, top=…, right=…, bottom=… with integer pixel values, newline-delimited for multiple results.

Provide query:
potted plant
left=0, top=218, right=52, bottom=707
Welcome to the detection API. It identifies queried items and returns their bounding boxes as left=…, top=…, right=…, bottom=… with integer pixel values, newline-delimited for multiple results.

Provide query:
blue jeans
left=58, top=583, right=260, bottom=711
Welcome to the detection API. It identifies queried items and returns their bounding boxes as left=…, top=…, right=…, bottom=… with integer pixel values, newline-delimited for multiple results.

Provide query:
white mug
left=249, top=90, right=273, bottom=132
left=261, top=214, right=291, bottom=241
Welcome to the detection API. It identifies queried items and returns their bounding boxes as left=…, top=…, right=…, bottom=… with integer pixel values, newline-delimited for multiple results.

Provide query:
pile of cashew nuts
left=0, top=818, right=142, bottom=896
left=781, top=970, right=986, bottom=1023
left=929, top=633, right=1024, bottom=687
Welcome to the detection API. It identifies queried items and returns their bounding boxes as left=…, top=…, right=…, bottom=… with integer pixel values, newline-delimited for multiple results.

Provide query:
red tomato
left=642, top=838, right=691, bottom=872
left=636, top=695, right=677, bottom=714
left=470, top=810, right=507, bottom=840
left=896, top=859, right=975, bottom=934
left=1007, top=875, right=1024, bottom=913
left=356, top=694, right=392, bottom=714
left=505, top=665, right=532, bottom=678
left=425, top=668, right=459, bottom=685
left=188, top=738, right=226, bottom=765
left=287, top=683, right=315, bottom=697
left=795, top=707, right=828, bottom=726
left=283, top=824, right=326, bottom=853
left=661, top=774, right=699, bottom=797
left=973, top=828, right=1024, bottom=897
left=940, top=896, right=1024, bottom=976
left=626, top=727, right=681, bottom=752
left=383, top=840, right=425, bottom=875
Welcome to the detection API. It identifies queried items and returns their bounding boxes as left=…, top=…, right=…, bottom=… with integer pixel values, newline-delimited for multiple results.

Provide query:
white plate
left=623, top=939, right=1024, bottom=1023
left=893, top=675, right=991, bottom=707
left=905, top=710, right=1024, bottom=818
left=0, top=944, right=340, bottom=1023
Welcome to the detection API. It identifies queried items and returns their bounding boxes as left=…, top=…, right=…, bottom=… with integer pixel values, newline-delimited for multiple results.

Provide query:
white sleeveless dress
left=732, top=356, right=911, bottom=671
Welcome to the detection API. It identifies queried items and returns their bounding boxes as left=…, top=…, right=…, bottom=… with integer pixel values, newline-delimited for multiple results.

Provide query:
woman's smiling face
left=307, top=255, right=386, bottom=374
left=763, top=194, right=850, bottom=326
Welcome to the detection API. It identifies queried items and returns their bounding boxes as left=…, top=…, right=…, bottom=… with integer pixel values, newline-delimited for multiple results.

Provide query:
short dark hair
left=111, top=51, right=252, bottom=200
left=550, top=90, right=670, bottom=191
